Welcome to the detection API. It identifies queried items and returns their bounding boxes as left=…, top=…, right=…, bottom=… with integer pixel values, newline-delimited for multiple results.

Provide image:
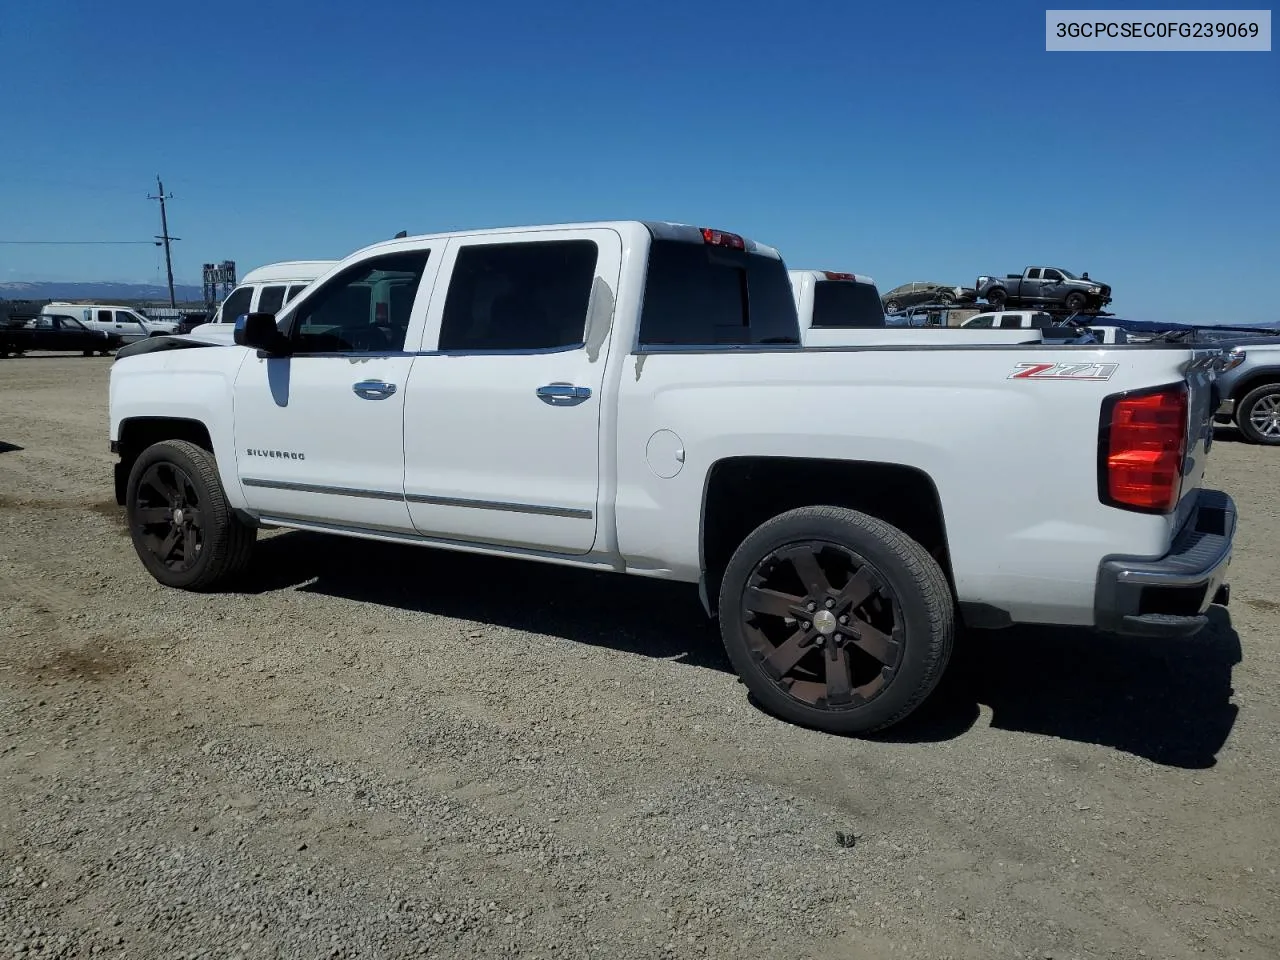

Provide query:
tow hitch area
left=1213, top=583, right=1231, bottom=607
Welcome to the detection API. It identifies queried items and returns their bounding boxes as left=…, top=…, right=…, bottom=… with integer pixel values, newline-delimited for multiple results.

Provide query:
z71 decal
left=1008, top=361, right=1119, bottom=381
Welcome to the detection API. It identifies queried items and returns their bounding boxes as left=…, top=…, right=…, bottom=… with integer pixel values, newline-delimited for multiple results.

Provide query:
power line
left=0, top=240, right=160, bottom=245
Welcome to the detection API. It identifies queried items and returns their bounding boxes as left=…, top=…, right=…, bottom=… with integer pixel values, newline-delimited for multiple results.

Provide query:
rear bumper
left=1094, top=489, right=1235, bottom=638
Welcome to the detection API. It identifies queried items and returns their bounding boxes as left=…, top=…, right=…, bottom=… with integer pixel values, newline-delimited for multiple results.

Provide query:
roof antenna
left=393, top=230, right=407, bottom=239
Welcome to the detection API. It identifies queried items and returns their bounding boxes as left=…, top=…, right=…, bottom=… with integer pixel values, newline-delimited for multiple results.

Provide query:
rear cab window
left=637, top=233, right=799, bottom=347
left=810, top=280, right=886, bottom=329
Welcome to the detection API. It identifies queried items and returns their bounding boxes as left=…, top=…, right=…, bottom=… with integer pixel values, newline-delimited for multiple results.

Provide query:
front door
left=231, top=247, right=437, bottom=533
left=401, top=229, right=622, bottom=555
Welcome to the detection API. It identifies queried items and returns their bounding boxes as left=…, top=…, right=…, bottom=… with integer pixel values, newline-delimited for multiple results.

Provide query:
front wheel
left=718, top=506, right=955, bottom=735
left=1237, top=383, right=1280, bottom=445
left=884, top=299, right=902, bottom=314
left=126, top=439, right=256, bottom=590
left=937, top=290, right=956, bottom=305
left=1065, top=291, right=1088, bottom=312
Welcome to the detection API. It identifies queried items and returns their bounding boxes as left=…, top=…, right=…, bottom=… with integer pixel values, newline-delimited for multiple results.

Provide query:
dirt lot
left=2, top=355, right=1278, bottom=960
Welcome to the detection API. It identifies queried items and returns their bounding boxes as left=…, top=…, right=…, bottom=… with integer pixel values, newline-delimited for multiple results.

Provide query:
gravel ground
left=2, top=354, right=1278, bottom=960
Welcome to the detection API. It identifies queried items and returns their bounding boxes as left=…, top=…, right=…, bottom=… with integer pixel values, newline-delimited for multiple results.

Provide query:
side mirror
left=233, top=313, right=288, bottom=355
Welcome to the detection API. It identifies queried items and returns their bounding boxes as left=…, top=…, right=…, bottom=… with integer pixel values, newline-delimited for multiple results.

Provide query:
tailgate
left=1174, top=347, right=1225, bottom=531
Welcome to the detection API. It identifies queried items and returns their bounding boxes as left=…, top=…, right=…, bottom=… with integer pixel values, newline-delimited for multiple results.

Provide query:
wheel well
left=114, top=418, right=213, bottom=504
left=701, top=457, right=953, bottom=615
left=1232, top=372, right=1280, bottom=403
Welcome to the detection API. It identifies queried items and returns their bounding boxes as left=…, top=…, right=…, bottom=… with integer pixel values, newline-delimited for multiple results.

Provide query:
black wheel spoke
left=133, top=507, right=170, bottom=524
left=158, top=526, right=182, bottom=561
left=834, top=567, right=876, bottom=612
left=745, top=586, right=806, bottom=619
left=846, top=618, right=897, bottom=665
left=785, top=547, right=831, bottom=598
left=824, top=644, right=853, bottom=702
left=764, top=629, right=813, bottom=675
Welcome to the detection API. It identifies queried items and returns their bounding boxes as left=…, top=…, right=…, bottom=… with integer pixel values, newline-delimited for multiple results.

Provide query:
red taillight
left=375, top=302, right=388, bottom=322
left=823, top=271, right=856, bottom=281
left=700, top=227, right=745, bottom=250
left=1100, top=383, right=1188, bottom=513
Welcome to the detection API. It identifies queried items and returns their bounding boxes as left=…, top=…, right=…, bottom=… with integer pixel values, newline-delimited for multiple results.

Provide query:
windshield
left=1056, top=268, right=1078, bottom=280
left=811, top=281, right=886, bottom=329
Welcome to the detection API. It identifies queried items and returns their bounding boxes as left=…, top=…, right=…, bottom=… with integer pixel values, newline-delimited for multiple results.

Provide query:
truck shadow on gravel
left=246, top=532, right=1241, bottom=768
left=886, top=608, right=1242, bottom=769
left=246, top=531, right=731, bottom=671
left=0, top=441, right=23, bottom=454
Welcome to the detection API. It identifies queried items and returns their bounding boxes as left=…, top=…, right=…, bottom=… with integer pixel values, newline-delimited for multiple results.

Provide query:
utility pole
left=147, top=175, right=179, bottom=308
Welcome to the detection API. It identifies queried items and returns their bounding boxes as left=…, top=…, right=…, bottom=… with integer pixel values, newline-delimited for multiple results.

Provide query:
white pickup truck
left=108, top=220, right=1237, bottom=735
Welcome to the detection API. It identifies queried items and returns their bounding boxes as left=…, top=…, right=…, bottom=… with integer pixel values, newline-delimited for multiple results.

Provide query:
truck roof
left=239, top=260, right=338, bottom=285
left=339, top=220, right=783, bottom=263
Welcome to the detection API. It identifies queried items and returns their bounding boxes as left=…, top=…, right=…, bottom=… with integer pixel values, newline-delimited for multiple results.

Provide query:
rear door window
left=638, top=240, right=799, bottom=346
left=285, top=284, right=308, bottom=303
left=810, top=281, right=885, bottom=329
left=438, top=240, right=598, bottom=352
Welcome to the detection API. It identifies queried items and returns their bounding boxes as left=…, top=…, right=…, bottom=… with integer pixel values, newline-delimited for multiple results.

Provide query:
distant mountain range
left=0, top=280, right=204, bottom=302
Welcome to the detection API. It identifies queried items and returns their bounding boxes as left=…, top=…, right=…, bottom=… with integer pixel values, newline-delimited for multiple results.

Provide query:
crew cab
left=108, top=220, right=1235, bottom=736
left=976, top=267, right=1112, bottom=312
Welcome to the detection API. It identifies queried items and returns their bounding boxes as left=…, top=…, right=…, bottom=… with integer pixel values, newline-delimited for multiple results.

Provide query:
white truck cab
left=187, top=260, right=337, bottom=343
left=40, top=303, right=172, bottom=343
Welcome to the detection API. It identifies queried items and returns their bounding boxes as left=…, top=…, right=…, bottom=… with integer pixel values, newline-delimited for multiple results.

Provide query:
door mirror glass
left=234, top=312, right=288, bottom=355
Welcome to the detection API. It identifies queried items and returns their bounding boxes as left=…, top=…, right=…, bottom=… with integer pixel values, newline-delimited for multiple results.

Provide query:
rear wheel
left=986, top=288, right=1008, bottom=308
left=718, top=506, right=954, bottom=735
left=884, top=299, right=902, bottom=314
left=1237, top=383, right=1280, bottom=445
left=937, top=290, right=956, bottom=305
left=126, top=439, right=256, bottom=590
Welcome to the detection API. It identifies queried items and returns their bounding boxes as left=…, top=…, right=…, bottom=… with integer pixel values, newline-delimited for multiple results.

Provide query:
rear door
left=401, top=228, right=622, bottom=554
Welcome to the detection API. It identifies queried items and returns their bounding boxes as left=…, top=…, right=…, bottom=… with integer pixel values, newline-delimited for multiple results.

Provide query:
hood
left=113, top=332, right=229, bottom=361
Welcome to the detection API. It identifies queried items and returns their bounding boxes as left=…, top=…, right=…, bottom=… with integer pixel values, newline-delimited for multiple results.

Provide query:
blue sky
left=1, top=0, right=1275, bottom=324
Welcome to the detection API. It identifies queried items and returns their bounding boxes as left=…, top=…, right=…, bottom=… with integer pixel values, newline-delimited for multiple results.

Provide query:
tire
left=884, top=299, right=902, bottom=314
left=718, top=506, right=955, bottom=735
left=1236, top=382, right=1280, bottom=445
left=986, top=288, right=1008, bottom=308
left=937, top=290, right=956, bottom=305
left=125, top=439, right=256, bottom=590
left=1064, top=292, right=1087, bottom=312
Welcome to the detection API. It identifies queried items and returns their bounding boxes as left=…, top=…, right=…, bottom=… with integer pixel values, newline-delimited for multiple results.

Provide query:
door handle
left=352, top=379, right=398, bottom=400
left=536, top=383, right=591, bottom=406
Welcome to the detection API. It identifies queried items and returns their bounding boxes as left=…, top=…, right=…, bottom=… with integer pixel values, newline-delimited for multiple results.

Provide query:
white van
left=40, top=303, right=176, bottom=343
left=185, top=260, right=336, bottom=343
